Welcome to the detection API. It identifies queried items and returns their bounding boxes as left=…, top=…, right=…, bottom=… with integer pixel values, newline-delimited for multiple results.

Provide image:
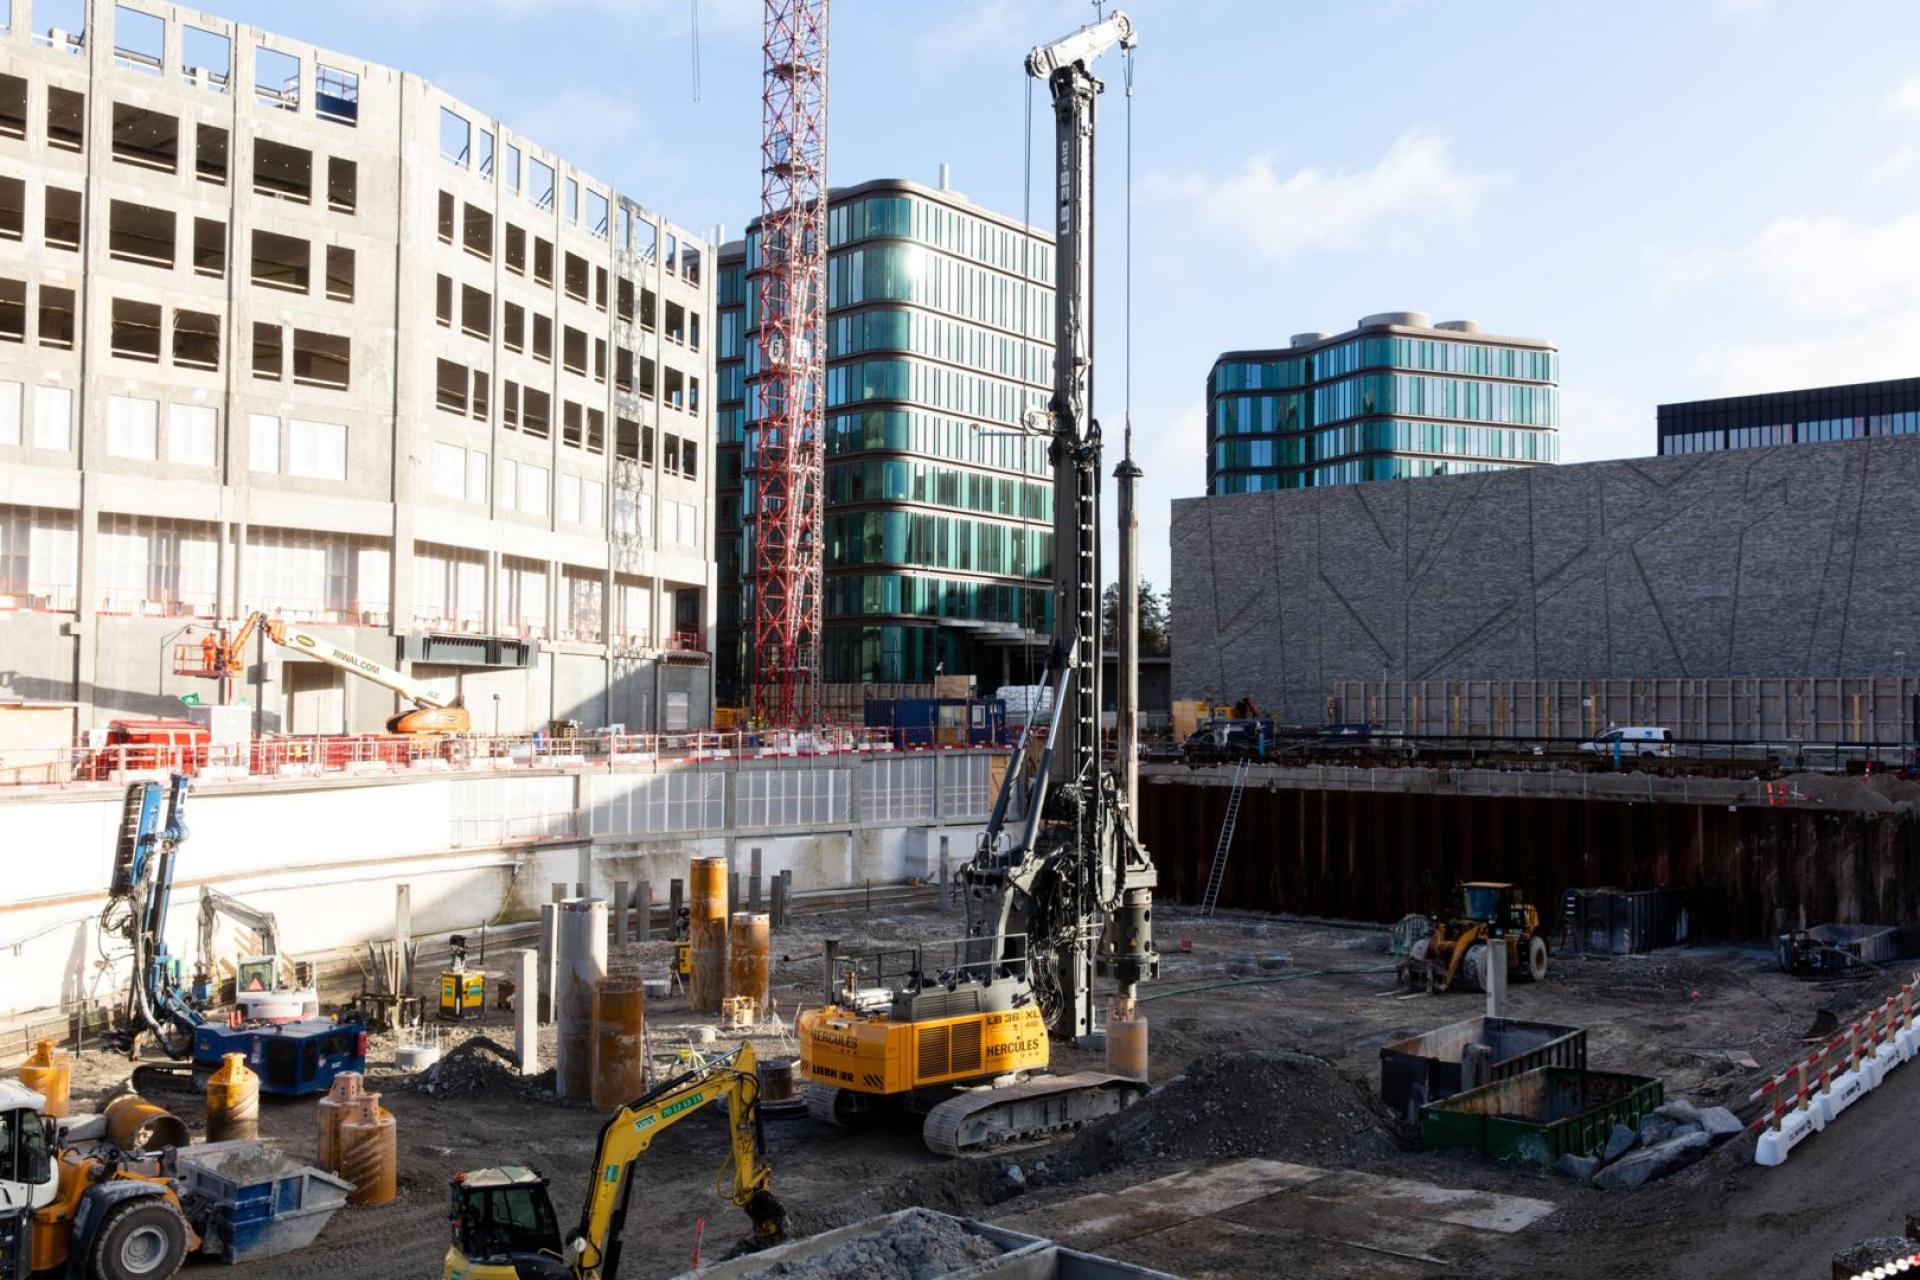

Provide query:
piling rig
left=796, top=11, right=1158, bottom=1155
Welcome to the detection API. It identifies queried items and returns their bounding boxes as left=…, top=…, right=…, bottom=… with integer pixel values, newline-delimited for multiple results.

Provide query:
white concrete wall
left=0, top=752, right=994, bottom=1022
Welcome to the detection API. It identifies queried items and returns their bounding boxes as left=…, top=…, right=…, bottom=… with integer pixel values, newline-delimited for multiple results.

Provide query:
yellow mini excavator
left=442, top=1042, right=786, bottom=1279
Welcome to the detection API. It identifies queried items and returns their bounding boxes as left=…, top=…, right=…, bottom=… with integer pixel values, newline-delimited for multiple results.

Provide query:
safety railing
left=0, top=724, right=1017, bottom=791
left=1751, top=975, right=1919, bottom=1166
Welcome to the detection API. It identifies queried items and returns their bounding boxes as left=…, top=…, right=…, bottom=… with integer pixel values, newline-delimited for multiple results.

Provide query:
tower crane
left=795, top=11, right=1158, bottom=1155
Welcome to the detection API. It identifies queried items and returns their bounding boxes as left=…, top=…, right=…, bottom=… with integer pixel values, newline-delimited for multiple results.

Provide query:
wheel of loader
left=1460, top=942, right=1494, bottom=993
left=90, top=1199, right=188, bottom=1280
left=1518, top=935, right=1549, bottom=982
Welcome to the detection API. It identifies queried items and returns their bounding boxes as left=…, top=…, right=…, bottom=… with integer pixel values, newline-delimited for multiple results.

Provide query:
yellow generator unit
left=438, top=935, right=486, bottom=1022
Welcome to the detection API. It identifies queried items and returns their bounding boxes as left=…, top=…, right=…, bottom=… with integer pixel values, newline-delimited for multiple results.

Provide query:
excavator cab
left=446, top=1167, right=568, bottom=1280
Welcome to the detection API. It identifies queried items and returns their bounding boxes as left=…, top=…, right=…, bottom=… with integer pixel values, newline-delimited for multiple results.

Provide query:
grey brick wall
left=1169, top=435, right=1920, bottom=723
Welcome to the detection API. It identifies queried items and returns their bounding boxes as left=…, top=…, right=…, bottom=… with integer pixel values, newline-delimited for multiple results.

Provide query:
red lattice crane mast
left=750, top=0, right=828, bottom=728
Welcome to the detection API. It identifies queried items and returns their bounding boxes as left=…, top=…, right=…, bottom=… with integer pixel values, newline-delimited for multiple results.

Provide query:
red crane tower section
left=751, top=0, right=829, bottom=728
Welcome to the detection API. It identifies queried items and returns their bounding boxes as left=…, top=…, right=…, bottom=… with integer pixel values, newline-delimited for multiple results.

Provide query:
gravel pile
left=749, top=1209, right=1003, bottom=1280
left=397, top=1036, right=554, bottom=1100
left=1047, top=1049, right=1397, bottom=1178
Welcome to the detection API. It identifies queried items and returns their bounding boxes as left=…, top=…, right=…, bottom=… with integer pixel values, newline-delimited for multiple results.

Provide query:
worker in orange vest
left=201, top=632, right=222, bottom=676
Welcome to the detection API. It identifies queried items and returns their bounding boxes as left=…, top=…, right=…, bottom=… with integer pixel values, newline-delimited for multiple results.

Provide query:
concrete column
left=550, top=882, right=567, bottom=904
left=536, top=902, right=559, bottom=1024
left=613, top=880, right=630, bottom=944
left=730, top=870, right=742, bottom=918
left=770, top=876, right=786, bottom=930
left=1485, top=940, right=1508, bottom=1020
left=512, top=948, right=538, bottom=1074
left=555, top=898, right=608, bottom=1101
left=669, top=878, right=684, bottom=934
left=749, top=847, right=763, bottom=912
left=635, top=879, right=652, bottom=940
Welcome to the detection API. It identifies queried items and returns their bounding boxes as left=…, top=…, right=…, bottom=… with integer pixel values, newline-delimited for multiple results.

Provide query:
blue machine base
left=192, top=1020, right=367, bottom=1097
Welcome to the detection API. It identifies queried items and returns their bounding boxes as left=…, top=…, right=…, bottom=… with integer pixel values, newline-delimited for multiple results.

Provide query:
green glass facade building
left=1207, top=313, right=1559, bottom=494
left=714, top=179, right=1056, bottom=702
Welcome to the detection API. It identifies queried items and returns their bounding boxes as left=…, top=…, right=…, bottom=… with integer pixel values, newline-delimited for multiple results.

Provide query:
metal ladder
left=1200, top=762, right=1250, bottom=916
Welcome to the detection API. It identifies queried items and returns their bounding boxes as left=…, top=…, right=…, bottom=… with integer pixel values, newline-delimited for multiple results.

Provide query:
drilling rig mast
left=750, top=0, right=829, bottom=727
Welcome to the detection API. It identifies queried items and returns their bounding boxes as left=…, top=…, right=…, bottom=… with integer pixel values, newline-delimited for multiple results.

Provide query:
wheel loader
left=1397, top=882, right=1550, bottom=994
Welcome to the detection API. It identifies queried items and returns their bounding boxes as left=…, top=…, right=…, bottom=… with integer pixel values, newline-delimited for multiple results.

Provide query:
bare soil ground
left=52, top=899, right=1920, bottom=1279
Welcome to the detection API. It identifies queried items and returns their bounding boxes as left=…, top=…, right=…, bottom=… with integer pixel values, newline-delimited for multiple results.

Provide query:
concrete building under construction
left=0, top=0, right=716, bottom=738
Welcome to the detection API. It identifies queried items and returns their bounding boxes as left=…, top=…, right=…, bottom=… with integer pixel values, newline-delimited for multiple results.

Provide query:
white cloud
left=1883, top=74, right=1920, bottom=121
left=1865, top=146, right=1920, bottom=188
left=1660, top=201, right=1920, bottom=395
left=914, top=0, right=1087, bottom=65
left=1715, top=0, right=1776, bottom=17
left=1656, top=213, right=1920, bottom=320
left=1143, top=129, right=1508, bottom=263
left=1558, top=385, right=1653, bottom=464
left=1690, top=311, right=1920, bottom=396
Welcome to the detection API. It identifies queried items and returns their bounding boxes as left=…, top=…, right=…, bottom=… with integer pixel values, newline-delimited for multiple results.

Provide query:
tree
left=1102, top=579, right=1170, bottom=656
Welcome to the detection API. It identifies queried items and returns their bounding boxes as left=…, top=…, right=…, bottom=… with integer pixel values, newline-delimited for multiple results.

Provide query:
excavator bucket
left=743, top=1188, right=789, bottom=1243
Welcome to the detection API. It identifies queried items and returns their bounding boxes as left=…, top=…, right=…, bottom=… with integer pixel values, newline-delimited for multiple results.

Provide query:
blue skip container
left=174, top=1141, right=354, bottom=1264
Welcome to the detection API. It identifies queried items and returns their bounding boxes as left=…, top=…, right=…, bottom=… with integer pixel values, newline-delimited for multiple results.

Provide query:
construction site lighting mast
left=750, top=0, right=829, bottom=728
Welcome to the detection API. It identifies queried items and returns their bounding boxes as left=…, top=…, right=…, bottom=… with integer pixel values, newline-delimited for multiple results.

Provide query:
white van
left=1580, top=725, right=1674, bottom=758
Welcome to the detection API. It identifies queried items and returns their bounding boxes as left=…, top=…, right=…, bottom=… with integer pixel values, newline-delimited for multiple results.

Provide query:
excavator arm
left=566, top=1042, right=785, bottom=1278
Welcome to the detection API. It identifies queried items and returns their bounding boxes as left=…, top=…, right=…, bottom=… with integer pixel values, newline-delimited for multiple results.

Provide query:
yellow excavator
left=441, top=1042, right=786, bottom=1279
left=197, top=610, right=470, bottom=734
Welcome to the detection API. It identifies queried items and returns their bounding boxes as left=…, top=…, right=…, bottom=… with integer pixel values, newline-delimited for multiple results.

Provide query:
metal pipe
left=1115, top=442, right=1141, bottom=815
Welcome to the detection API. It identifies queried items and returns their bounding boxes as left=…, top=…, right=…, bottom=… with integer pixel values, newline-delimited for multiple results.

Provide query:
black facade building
left=1658, top=376, right=1920, bottom=456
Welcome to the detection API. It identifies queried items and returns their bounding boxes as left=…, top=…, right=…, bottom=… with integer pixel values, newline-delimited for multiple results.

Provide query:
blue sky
left=240, top=0, right=1920, bottom=589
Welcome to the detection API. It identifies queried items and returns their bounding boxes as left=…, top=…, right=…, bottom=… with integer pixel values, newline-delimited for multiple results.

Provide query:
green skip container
left=1418, top=1067, right=1663, bottom=1165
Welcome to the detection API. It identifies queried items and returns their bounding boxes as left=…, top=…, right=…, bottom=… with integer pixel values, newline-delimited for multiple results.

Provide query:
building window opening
left=0, top=279, right=22, bottom=342
left=250, top=229, right=309, bottom=293
left=253, top=139, right=312, bottom=203
left=0, top=76, right=23, bottom=138
left=196, top=122, right=228, bottom=183
left=35, top=0, right=84, bottom=52
left=255, top=45, right=301, bottom=111
left=327, top=157, right=357, bottom=212
left=252, top=322, right=281, bottom=380
left=461, top=285, right=490, bottom=340
left=111, top=102, right=176, bottom=170
left=0, top=177, right=20, bottom=239
left=529, top=157, right=555, bottom=210
left=564, top=252, right=588, bottom=302
left=439, top=107, right=469, bottom=166
left=45, top=187, right=81, bottom=250
left=325, top=245, right=355, bottom=302
left=111, top=5, right=163, bottom=75
left=292, top=330, right=350, bottom=390
left=172, top=308, right=219, bottom=369
left=182, top=26, right=231, bottom=93
left=463, top=203, right=492, bottom=260
left=38, top=286, right=75, bottom=349
left=193, top=216, right=225, bottom=277
left=109, top=201, right=175, bottom=267
left=110, top=298, right=162, bottom=362
left=436, top=359, right=467, bottom=415
left=534, top=237, right=554, bottom=286
left=477, top=129, right=494, bottom=179
left=505, top=224, right=526, bottom=275
left=316, top=64, right=358, bottom=125
left=46, top=87, right=85, bottom=152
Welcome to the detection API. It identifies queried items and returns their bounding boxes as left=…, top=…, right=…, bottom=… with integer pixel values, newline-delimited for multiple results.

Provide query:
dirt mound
left=397, top=1036, right=555, bottom=1101
left=1046, top=1049, right=1398, bottom=1178
left=750, top=1208, right=1003, bottom=1279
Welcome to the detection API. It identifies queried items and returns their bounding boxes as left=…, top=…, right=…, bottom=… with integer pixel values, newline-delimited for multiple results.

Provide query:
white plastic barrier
left=1754, top=977, right=1918, bottom=1166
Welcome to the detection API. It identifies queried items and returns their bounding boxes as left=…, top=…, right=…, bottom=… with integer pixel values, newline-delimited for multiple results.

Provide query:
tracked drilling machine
left=797, top=11, right=1160, bottom=1155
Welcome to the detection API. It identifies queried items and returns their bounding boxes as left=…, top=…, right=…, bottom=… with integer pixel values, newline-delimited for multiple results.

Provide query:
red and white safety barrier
left=1838, top=1248, right=1920, bottom=1280
left=1753, top=977, right=1919, bottom=1166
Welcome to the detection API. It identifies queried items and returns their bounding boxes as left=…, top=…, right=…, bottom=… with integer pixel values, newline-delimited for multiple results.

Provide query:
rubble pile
left=751, top=1209, right=1003, bottom=1280
left=1049, top=1049, right=1397, bottom=1178
left=398, top=1037, right=553, bottom=1101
